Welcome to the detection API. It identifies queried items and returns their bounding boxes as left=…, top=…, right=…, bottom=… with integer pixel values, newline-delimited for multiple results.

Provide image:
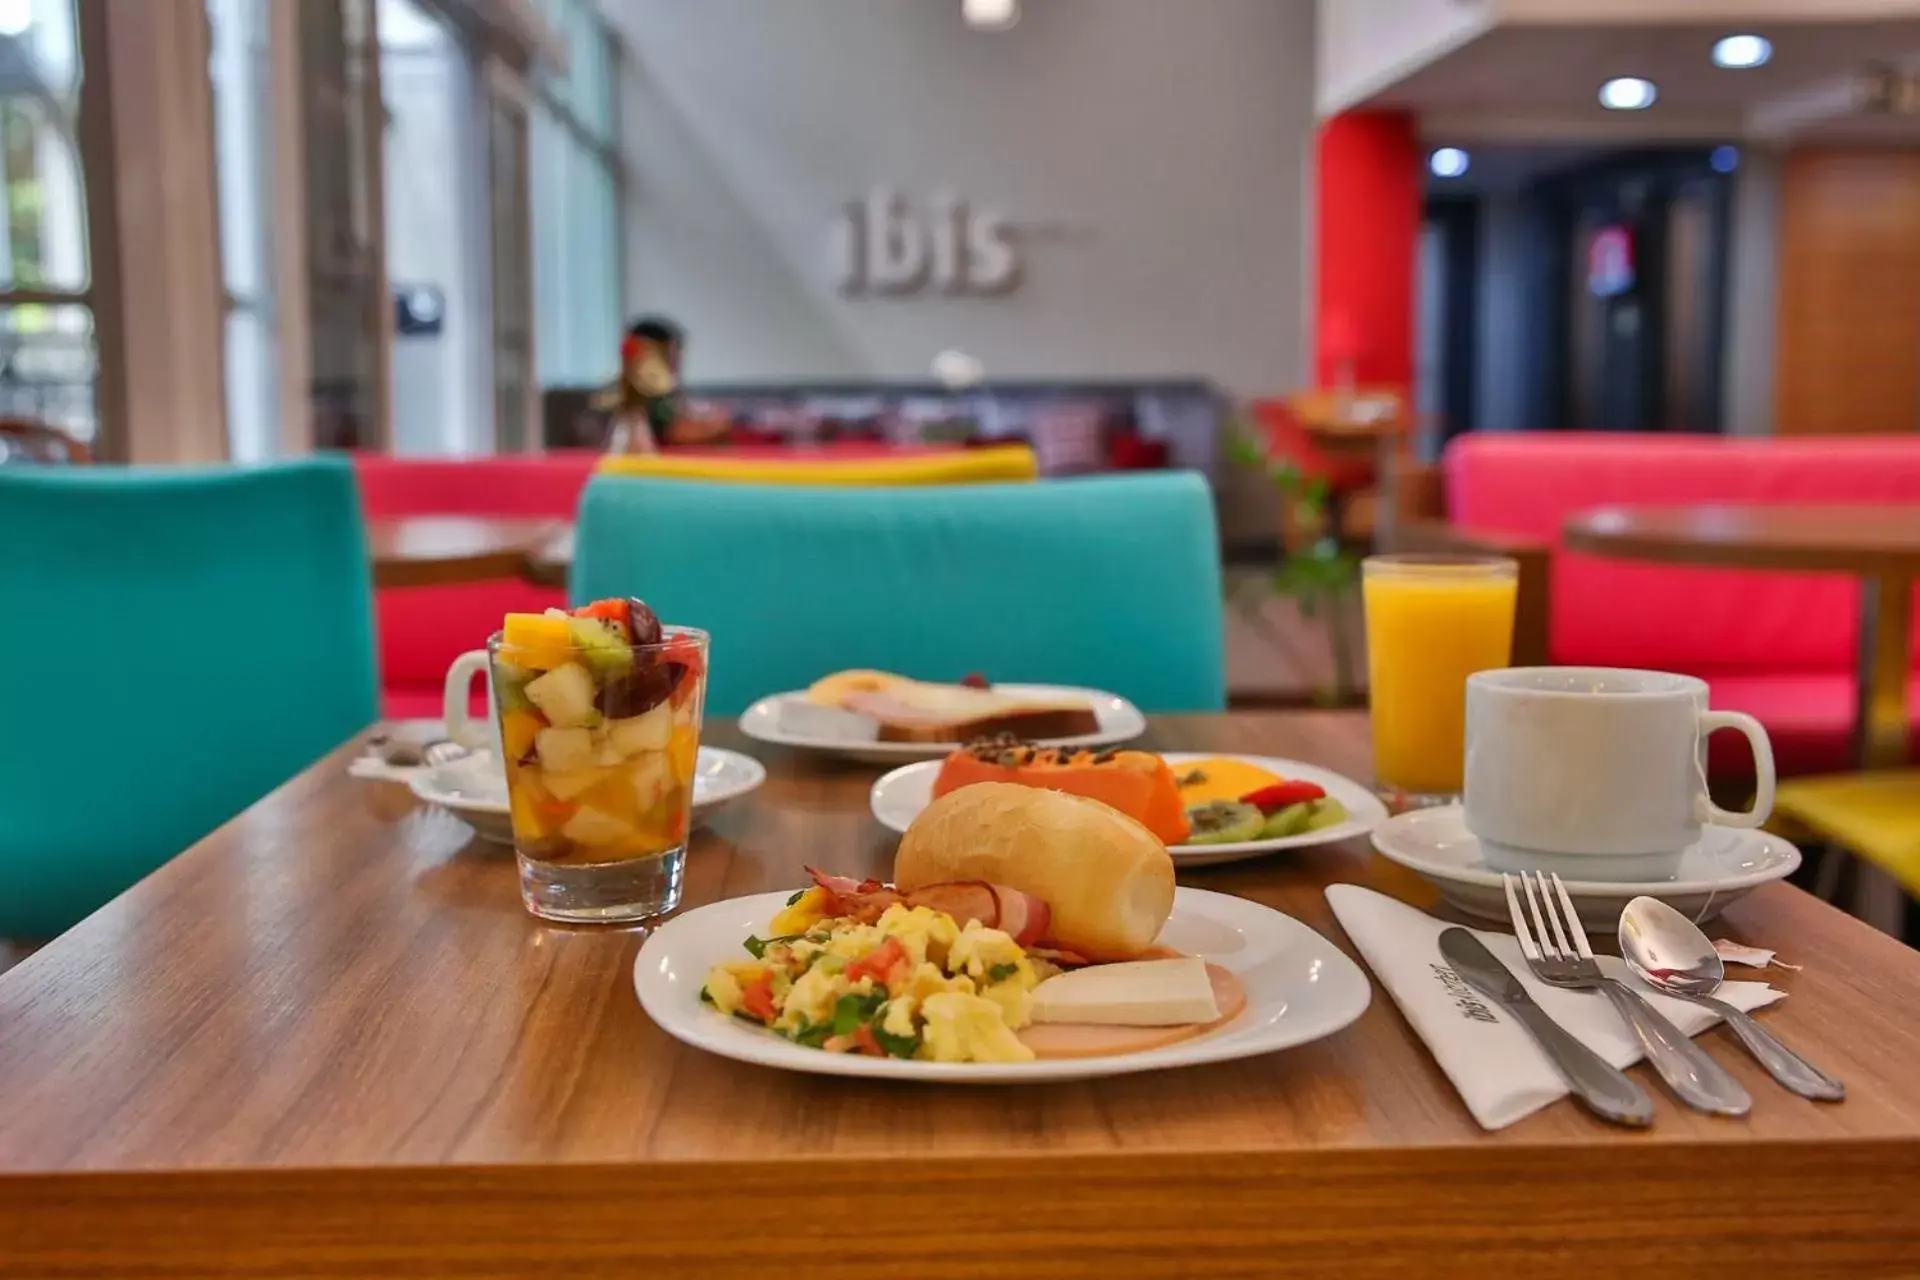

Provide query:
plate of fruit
left=869, top=743, right=1385, bottom=867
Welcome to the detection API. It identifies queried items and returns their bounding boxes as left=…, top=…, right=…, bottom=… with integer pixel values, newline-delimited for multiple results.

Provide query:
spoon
left=1618, top=896, right=1844, bottom=1102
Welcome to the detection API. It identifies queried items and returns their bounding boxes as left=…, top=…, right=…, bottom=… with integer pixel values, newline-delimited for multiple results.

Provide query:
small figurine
left=594, top=316, right=683, bottom=453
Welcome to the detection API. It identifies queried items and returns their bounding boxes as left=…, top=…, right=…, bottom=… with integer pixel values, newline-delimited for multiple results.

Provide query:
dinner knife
left=1438, top=928, right=1655, bottom=1128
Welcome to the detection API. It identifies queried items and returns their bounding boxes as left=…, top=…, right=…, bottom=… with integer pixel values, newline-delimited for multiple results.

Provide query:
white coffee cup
left=1463, top=667, right=1775, bottom=881
left=444, top=649, right=504, bottom=762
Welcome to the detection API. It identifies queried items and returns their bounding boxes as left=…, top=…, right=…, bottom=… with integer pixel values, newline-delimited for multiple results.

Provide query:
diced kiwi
left=1185, top=800, right=1266, bottom=845
left=493, top=660, right=535, bottom=714
left=565, top=616, right=634, bottom=680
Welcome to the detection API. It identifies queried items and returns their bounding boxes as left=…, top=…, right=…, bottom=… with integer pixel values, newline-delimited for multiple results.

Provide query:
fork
left=1504, top=871, right=1751, bottom=1117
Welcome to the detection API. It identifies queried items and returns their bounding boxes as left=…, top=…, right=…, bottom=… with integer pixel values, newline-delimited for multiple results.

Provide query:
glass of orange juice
left=1362, top=555, right=1517, bottom=807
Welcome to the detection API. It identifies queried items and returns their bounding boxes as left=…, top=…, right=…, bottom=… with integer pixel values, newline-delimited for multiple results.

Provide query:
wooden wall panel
left=1775, top=150, right=1920, bottom=435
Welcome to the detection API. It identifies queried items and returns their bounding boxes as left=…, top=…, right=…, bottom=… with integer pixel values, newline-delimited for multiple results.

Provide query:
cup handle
left=1697, top=709, right=1774, bottom=828
left=443, top=650, right=493, bottom=750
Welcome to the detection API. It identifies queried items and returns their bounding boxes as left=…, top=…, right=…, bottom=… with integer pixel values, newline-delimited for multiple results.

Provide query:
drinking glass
left=1362, top=555, right=1516, bottom=808
left=489, top=625, right=708, bottom=923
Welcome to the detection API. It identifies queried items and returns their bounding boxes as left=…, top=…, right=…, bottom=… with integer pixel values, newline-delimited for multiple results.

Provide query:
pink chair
left=353, top=453, right=600, bottom=719
left=1425, top=434, right=1920, bottom=777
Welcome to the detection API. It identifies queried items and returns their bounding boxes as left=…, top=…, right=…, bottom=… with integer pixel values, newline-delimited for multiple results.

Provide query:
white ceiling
left=1366, top=19, right=1920, bottom=141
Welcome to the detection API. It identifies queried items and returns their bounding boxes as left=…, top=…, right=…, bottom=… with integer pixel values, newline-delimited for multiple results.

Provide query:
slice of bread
left=806, top=670, right=1100, bottom=743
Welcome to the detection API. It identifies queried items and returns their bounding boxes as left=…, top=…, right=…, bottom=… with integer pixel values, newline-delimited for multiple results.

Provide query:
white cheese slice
left=1030, top=957, right=1220, bottom=1027
left=778, top=699, right=880, bottom=741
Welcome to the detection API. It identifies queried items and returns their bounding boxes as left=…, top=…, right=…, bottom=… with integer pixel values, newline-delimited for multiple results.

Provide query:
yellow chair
left=595, top=443, right=1039, bottom=486
left=1773, top=771, right=1920, bottom=898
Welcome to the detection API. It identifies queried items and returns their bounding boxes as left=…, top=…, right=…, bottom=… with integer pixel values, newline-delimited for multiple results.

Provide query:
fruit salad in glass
left=490, top=598, right=707, bottom=919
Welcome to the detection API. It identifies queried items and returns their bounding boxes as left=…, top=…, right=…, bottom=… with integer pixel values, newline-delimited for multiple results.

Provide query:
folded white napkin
left=1326, top=884, right=1784, bottom=1130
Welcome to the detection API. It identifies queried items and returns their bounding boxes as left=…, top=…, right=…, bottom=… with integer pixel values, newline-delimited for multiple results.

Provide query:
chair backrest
left=594, top=443, right=1039, bottom=486
left=573, top=473, right=1226, bottom=716
left=349, top=453, right=588, bottom=689
left=0, top=457, right=378, bottom=936
left=350, top=451, right=601, bottom=518
left=1444, top=432, right=1920, bottom=672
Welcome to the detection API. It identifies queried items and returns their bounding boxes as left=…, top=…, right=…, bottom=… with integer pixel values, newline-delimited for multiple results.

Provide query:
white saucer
left=869, top=752, right=1385, bottom=867
left=634, top=887, right=1371, bottom=1084
left=1370, top=805, right=1801, bottom=927
left=409, top=746, right=767, bottom=846
left=738, top=683, right=1146, bottom=765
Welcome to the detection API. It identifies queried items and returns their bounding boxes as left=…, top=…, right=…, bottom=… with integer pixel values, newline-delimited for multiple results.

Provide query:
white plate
left=1370, top=804, right=1802, bottom=928
left=738, top=683, right=1146, bottom=765
left=634, top=886, right=1370, bottom=1083
left=869, top=752, right=1386, bottom=867
left=409, top=746, right=767, bottom=845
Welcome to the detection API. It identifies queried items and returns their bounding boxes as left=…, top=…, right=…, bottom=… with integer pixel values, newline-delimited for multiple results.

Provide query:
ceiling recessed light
left=962, top=0, right=1019, bottom=31
left=1712, top=35, right=1772, bottom=69
left=1429, top=147, right=1470, bottom=179
left=1600, top=77, right=1658, bottom=111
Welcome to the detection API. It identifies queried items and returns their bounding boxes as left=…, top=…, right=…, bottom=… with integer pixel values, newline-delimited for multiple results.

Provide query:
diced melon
left=540, top=765, right=614, bottom=801
left=607, top=702, right=673, bottom=758
left=561, top=805, right=638, bottom=847
left=579, top=770, right=643, bottom=825
left=500, top=708, right=543, bottom=762
left=668, top=725, right=699, bottom=785
left=525, top=662, right=599, bottom=729
left=630, top=752, right=673, bottom=812
left=501, top=613, right=575, bottom=672
left=535, top=725, right=596, bottom=772
left=510, top=786, right=559, bottom=842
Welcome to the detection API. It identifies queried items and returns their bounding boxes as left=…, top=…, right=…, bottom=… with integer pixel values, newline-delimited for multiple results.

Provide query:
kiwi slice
left=1303, top=797, right=1349, bottom=831
left=1185, top=801, right=1266, bottom=845
left=1259, top=802, right=1316, bottom=840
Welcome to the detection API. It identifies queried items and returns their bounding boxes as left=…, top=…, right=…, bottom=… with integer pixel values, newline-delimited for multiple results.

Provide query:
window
left=207, top=0, right=276, bottom=461
left=529, top=0, right=621, bottom=399
left=0, top=0, right=94, bottom=449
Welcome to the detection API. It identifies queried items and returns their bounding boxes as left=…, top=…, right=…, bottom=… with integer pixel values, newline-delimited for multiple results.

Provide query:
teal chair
left=0, top=457, right=378, bottom=936
left=573, top=472, right=1226, bottom=716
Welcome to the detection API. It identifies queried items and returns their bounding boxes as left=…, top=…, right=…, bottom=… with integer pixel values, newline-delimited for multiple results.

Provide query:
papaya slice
left=931, top=741, right=1192, bottom=846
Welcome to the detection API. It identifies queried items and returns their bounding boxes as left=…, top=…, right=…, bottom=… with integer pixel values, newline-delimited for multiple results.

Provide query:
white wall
left=1316, top=0, right=1496, bottom=117
left=609, top=0, right=1317, bottom=397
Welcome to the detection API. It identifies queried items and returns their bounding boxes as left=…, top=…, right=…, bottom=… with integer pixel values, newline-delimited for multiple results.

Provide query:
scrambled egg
left=701, top=900, right=1038, bottom=1063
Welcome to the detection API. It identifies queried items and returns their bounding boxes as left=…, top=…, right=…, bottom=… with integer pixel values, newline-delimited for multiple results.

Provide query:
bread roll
left=894, top=782, right=1176, bottom=960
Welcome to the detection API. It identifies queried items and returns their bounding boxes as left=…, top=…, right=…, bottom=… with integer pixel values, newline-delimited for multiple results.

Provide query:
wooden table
left=1565, top=504, right=1920, bottom=772
left=4, top=715, right=1920, bottom=1277
left=369, top=516, right=567, bottom=588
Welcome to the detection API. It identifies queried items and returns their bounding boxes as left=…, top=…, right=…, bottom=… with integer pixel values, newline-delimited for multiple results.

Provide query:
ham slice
left=802, top=867, right=1051, bottom=945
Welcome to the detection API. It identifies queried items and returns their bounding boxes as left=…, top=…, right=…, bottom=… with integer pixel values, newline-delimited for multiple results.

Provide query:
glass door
left=299, top=0, right=387, bottom=451
left=485, top=56, right=533, bottom=453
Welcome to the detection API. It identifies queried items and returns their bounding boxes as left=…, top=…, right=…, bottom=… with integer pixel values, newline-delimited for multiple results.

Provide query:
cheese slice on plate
left=1030, top=957, right=1221, bottom=1027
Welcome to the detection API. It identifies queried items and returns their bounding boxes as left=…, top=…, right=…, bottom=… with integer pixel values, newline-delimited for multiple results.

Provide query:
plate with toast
left=739, top=669, right=1146, bottom=764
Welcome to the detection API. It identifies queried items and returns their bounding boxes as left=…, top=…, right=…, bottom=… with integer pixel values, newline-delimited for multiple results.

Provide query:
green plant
left=1224, top=424, right=1360, bottom=619
left=1225, top=420, right=1362, bottom=704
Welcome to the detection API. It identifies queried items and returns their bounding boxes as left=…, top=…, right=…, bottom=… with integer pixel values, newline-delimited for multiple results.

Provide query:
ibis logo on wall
left=834, top=184, right=1021, bottom=296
